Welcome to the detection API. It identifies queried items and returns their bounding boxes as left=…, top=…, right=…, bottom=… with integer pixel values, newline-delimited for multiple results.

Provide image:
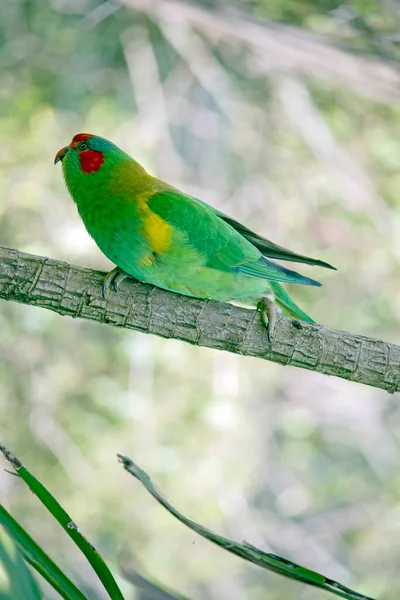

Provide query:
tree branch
left=126, top=0, right=400, bottom=104
left=0, top=245, right=399, bottom=393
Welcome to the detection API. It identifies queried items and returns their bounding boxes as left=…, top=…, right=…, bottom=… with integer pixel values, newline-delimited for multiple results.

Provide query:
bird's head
left=54, top=133, right=119, bottom=175
left=54, top=133, right=144, bottom=205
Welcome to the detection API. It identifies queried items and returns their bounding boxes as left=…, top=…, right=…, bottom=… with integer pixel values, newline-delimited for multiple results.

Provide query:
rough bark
left=0, top=245, right=399, bottom=393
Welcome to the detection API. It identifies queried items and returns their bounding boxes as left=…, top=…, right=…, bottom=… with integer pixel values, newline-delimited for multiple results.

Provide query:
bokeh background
left=1, top=0, right=400, bottom=598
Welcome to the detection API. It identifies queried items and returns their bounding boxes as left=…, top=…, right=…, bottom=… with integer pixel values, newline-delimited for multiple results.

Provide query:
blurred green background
left=1, top=0, right=400, bottom=598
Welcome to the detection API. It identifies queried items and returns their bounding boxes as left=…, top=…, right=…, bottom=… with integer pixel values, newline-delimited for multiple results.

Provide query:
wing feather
left=147, top=190, right=323, bottom=287
left=215, top=213, right=336, bottom=270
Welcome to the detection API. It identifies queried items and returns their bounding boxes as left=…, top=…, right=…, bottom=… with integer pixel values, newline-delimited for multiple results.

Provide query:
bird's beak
left=54, top=146, right=68, bottom=165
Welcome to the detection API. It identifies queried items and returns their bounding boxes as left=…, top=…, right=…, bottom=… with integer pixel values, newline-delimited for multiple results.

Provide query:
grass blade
left=0, top=442, right=125, bottom=600
left=0, top=526, right=42, bottom=600
left=0, top=505, right=88, bottom=600
left=118, top=454, right=375, bottom=600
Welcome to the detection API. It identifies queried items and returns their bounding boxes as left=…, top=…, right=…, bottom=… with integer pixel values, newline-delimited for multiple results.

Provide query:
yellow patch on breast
left=143, top=211, right=172, bottom=255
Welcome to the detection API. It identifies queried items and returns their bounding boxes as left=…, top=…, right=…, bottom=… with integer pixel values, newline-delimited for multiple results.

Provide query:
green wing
left=147, top=190, right=321, bottom=287
left=173, top=193, right=334, bottom=269
left=214, top=211, right=336, bottom=270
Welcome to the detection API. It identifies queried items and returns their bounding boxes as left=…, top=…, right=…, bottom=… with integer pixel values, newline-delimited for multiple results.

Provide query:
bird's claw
left=102, top=267, right=135, bottom=300
left=257, top=296, right=282, bottom=342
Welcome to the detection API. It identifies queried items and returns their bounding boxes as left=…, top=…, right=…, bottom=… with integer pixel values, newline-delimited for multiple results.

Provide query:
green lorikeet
left=55, top=134, right=335, bottom=339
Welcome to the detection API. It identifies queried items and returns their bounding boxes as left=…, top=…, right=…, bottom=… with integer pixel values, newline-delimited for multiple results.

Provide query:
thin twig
left=125, top=0, right=400, bottom=104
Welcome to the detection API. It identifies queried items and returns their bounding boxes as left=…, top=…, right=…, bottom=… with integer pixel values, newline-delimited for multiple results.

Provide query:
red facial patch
left=71, top=133, right=93, bottom=145
left=79, top=150, right=104, bottom=174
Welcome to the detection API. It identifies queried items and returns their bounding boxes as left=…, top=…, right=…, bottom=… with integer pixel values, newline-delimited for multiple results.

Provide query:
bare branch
left=0, top=245, right=399, bottom=393
left=125, top=0, right=400, bottom=104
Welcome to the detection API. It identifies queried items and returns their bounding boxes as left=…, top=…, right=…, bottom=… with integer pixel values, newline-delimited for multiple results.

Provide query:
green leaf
left=118, top=454, right=375, bottom=600
left=0, top=526, right=42, bottom=600
left=0, top=442, right=125, bottom=600
left=0, top=505, right=87, bottom=600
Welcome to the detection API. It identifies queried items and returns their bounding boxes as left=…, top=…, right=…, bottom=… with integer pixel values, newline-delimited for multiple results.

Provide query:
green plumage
left=55, top=134, right=335, bottom=327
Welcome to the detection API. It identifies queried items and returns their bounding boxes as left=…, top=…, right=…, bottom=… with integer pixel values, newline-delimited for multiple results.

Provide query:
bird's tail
left=270, top=281, right=315, bottom=323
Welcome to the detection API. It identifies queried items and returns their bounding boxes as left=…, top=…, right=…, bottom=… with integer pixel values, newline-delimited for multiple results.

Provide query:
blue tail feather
left=235, top=256, right=322, bottom=287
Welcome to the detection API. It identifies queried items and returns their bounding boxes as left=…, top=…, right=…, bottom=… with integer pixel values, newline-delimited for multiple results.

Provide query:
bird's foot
left=257, top=296, right=282, bottom=342
left=102, top=267, right=136, bottom=300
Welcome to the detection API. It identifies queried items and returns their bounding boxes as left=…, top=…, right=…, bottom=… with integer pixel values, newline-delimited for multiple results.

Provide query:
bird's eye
left=77, top=142, right=88, bottom=151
